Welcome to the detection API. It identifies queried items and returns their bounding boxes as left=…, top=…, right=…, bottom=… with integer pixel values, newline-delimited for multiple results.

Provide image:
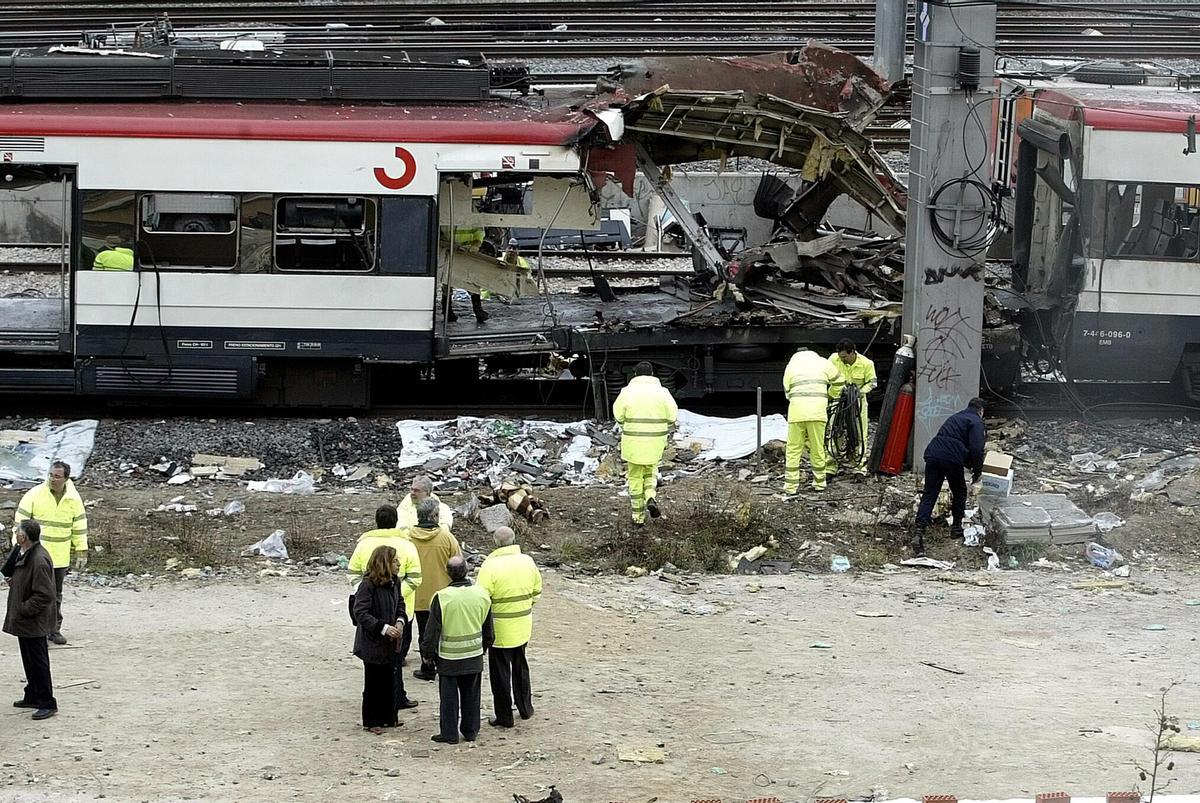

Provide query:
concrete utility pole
left=901, top=0, right=997, bottom=464
left=873, top=0, right=907, bottom=83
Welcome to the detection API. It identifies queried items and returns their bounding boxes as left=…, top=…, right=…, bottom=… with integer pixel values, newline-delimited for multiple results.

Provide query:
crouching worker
left=913, top=397, right=986, bottom=555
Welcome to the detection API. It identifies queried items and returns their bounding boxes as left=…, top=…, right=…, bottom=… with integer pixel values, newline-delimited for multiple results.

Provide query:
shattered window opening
left=1091, top=181, right=1200, bottom=262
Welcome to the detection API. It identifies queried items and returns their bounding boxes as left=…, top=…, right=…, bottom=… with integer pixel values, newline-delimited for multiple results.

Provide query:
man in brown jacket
left=408, top=497, right=461, bottom=682
left=2, top=520, right=59, bottom=720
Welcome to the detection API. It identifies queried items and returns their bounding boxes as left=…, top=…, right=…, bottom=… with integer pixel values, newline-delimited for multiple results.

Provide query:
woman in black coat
left=353, top=545, right=405, bottom=734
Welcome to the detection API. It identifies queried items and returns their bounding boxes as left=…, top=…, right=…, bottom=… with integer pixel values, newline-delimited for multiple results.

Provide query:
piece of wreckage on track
left=587, top=44, right=909, bottom=326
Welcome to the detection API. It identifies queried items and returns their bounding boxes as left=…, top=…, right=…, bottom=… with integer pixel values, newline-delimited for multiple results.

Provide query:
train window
left=274, top=196, right=377, bottom=272
left=138, top=193, right=239, bottom=270
left=81, top=190, right=136, bottom=270
left=1101, top=182, right=1200, bottom=262
left=239, top=193, right=274, bottom=273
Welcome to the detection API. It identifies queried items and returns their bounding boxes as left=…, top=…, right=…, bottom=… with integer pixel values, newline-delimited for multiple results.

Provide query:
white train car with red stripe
left=0, top=98, right=602, bottom=405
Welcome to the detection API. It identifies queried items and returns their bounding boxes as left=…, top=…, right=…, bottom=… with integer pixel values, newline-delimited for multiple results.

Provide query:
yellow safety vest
left=829, top=353, right=877, bottom=394
left=454, top=228, right=485, bottom=252
left=435, top=584, right=492, bottom=661
left=347, top=528, right=422, bottom=620
left=783, top=350, right=844, bottom=422
left=612, top=375, right=679, bottom=465
left=477, top=545, right=542, bottom=648
left=14, top=480, right=88, bottom=568
left=397, top=494, right=454, bottom=531
left=93, top=247, right=134, bottom=271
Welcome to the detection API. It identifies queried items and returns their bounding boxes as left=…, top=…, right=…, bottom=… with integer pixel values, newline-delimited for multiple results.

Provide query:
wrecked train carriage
left=999, top=77, right=1200, bottom=398
left=0, top=45, right=907, bottom=408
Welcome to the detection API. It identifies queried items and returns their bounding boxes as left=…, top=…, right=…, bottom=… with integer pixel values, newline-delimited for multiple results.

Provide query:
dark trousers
left=488, top=645, right=534, bottom=725
left=438, top=672, right=481, bottom=741
left=53, top=567, right=66, bottom=633
left=916, top=457, right=967, bottom=527
left=399, top=616, right=413, bottom=664
left=391, top=651, right=411, bottom=709
left=17, top=636, right=56, bottom=710
left=361, top=661, right=395, bottom=728
left=415, top=610, right=435, bottom=674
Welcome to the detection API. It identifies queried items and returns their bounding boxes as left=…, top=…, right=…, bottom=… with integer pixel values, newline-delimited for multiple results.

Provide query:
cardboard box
left=983, top=450, right=1013, bottom=476
left=979, top=467, right=1013, bottom=497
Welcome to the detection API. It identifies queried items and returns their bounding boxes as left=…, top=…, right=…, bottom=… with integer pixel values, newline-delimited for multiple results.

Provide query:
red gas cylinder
left=878, top=381, right=915, bottom=476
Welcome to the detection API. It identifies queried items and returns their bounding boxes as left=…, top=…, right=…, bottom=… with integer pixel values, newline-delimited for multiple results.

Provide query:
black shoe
left=911, top=526, right=927, bottom=557
left=646, top=499, right=662, bottom=519
left=462, top=732, right=477, bottom=742
left=31, top=708, right=57, bottom=721
left=12, top=699, right=36, bottom=709
left=488, top=717, right=514, bottom=729
left=431, top=734, right=458, bottom=744
left=397, top=699, right=419, bottom=710
left=48, top=632, right=66, bottom=646
left=950, top=523, right=964, bottom=540
left=519, top=709, right=534, bottom=721
left=412, top=669, right=436, bottom=682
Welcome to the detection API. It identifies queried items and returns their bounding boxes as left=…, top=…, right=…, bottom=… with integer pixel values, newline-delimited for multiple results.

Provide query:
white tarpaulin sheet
left=0, top=419, right=99, bottom=486
left=673, top=409, right=788, bottom=461
left=395, top=411, right=788, bottom=477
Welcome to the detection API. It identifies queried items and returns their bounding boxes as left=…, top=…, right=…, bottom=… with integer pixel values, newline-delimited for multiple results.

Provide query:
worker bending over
left=782, top=347, right=844, bottom=493
left=913, top=397, right=986, bottom=555
left=612, top=362, right=679, bottom=525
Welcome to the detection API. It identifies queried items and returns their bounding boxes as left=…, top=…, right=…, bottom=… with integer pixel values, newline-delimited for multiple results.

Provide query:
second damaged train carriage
left=998, top=74, right=1200, bottom=399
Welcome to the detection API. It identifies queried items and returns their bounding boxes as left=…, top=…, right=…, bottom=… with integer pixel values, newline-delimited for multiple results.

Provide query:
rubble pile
left=88, top=417, right=403, bottom=487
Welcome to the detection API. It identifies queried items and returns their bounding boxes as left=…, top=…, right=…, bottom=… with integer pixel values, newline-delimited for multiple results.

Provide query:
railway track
left=2, top=1, right=1199, bottom=59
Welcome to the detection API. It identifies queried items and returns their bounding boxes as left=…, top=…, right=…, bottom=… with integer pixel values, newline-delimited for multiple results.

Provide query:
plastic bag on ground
left=1084, top=541, right=1123, bottom=570
left=830, top=555, right=851, bottom=573
left=248, top=471, right=315, bottom=495
left=222, top=500, right=246, bottom=516
left=1092, top=511, right=1124, bottom=533
left=242, top=529, right=288, bottom=559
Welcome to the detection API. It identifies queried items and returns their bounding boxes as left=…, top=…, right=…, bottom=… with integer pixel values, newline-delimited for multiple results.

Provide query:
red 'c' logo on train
left=373, top=146, right=417, bottom=190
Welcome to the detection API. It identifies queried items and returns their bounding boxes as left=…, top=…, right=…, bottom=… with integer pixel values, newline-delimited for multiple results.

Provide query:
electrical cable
left=825, top=384, right=866, bottom=469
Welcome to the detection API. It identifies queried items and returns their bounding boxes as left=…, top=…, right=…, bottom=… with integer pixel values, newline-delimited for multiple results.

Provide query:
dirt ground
left=2, top=470, right=1199, bottom=803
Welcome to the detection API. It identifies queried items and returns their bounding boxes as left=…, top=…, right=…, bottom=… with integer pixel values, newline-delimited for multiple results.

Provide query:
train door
left=0, top=164, right=76, bottom=392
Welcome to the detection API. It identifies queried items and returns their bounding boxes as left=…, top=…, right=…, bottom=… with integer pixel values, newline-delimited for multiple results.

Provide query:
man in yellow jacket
left=347, top=504, right=422, bottom=712
left=782, top=347, right=844, bottom=493
left=408, top=498, right=462, bottom=682
left=397, top=475, right=454, bottom=531
left=476, top=526, right=542, bottom=729
left=14, top=461, right=87, bottom=645
left=612, top=362, right=679, bottom=525
left=828, top=338, right=877, bottom=477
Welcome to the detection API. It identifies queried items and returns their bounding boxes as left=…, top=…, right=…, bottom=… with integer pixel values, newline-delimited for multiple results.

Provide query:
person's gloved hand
left=73, top=550, right=88, bottom=571
left=971, top=470, right=982, bottom=484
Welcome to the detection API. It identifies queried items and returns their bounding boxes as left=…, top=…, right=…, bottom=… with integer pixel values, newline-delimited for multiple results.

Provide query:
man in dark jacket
left=2, top=520, right=59, bottom=720
left=913, top=397, right=987, bottom=555
left=420, top=556, right=494, bottom=744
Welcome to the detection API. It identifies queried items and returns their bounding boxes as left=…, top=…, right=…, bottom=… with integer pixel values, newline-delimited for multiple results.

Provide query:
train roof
left=1033, top=82, right=1200, bottom=134
left=0, top=100, right=600, bottom=145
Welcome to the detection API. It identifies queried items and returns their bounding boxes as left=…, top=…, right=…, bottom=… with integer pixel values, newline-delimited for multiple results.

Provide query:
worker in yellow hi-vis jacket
left=14, top=461, right=87, bottom=645
left=612, top=362, right=679, bottom=525
left=782, top=347, right=844, bottom=493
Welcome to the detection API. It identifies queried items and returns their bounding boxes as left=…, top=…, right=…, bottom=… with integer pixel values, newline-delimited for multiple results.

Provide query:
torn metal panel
left=618, top=89, right=906, bottom=234
left=437, top=244, right=538, bottom=298
left=612, top=43, right=893, bottom=131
